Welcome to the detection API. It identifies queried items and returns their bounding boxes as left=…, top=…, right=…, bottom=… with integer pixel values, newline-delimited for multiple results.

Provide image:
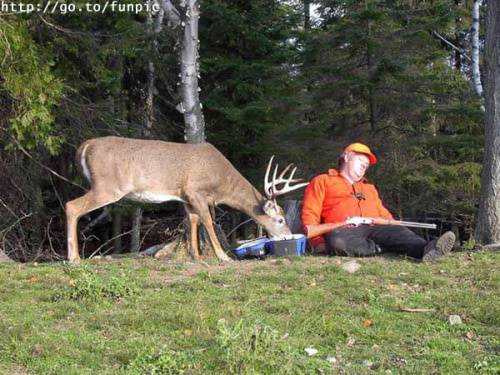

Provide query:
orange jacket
left=301, top=169, right=394, bottom=247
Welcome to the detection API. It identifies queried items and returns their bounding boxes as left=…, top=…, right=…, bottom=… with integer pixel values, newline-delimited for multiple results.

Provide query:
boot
left=422, top=231, right=455, bottom=262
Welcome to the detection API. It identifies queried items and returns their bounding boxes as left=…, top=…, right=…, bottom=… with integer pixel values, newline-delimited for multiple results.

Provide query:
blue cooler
left=266, top=234, right=307, bottom=256
left=232, top=237, right=270, bottom=260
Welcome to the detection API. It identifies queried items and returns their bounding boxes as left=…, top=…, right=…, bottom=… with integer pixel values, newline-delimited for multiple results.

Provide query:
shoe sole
left=422, top=231, right=455, bottom=262
left=436, top=231, right=455, bottom=255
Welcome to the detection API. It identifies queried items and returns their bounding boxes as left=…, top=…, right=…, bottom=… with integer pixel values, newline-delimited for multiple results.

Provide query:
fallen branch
left=88, top=230, right=133, bottom=259
left=432, top=31, right=471, bottom=61
left=82, top=209, right=109, bottom=234
left=396, top=306, right=436, bottom=313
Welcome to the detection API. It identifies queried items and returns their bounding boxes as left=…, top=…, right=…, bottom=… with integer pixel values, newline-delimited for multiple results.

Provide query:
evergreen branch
left=38, top=15, right=135, bottom=37
left=377, top=86, right=442, bottom=97
left=0, top=126, right=85, bottom=190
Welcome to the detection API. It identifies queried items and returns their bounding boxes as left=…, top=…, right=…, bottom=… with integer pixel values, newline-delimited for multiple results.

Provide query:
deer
left=66, top=137, right=309, bottom=263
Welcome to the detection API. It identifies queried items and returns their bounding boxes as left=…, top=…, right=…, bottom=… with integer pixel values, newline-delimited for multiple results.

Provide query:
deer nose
left=269, top=227, right=291, bottom=237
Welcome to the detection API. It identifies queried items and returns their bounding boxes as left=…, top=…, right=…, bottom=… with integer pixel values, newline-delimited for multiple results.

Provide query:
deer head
left=257, top=155, right=309, bottom=237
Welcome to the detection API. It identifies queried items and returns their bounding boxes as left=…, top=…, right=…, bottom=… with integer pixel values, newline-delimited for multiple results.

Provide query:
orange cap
left=344, top=143, right=377, bottom=164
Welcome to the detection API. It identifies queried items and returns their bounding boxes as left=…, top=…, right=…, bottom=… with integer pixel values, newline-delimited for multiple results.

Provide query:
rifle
left=305, top=216, right=437, bottom=240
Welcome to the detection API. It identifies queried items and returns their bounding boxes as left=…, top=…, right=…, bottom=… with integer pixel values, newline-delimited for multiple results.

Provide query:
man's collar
left=328, top=169, right=367, bottom=183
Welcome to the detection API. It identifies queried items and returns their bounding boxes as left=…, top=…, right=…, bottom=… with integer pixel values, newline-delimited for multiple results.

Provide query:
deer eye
left=278, top=218, right=285, bottom=224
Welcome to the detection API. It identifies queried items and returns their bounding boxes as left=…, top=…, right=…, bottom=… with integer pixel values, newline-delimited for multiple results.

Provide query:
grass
left=0, top=249, right=499, bottom=374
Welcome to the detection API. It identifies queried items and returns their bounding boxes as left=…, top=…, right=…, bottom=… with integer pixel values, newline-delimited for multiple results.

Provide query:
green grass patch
left=0, top=251, right=498, bottom=374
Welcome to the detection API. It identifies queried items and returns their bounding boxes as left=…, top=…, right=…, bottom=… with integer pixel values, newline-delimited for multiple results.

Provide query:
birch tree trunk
left=178, top=0, right=205, bottom=144
left=475, top=0, right=500, bottom=244
left=472, top=0, right=483, bottom=95
left=161, top=0, right=205, bottom=144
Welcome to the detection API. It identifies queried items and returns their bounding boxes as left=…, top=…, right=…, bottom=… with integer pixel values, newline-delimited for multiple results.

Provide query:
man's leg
left=366, top=226, right=427, bottom=259
left=327, top=226, right=382, bottom=257
left=327, top=225, right=453, bottom=261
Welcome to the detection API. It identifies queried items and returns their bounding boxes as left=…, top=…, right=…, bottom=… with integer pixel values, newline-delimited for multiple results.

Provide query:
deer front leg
left=186, top=211, right=200, bottom=260
left=66, top=206, right=81, bottom=265
left=185, top=192, right=231, bottom=262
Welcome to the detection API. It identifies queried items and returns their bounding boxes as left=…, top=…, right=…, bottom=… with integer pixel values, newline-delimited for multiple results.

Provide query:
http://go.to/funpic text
left=0, top=1, right=161, bottom=15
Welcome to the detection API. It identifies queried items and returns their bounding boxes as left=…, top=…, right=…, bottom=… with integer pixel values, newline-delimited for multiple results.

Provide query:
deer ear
left=262, top=200, right=278, bottom=216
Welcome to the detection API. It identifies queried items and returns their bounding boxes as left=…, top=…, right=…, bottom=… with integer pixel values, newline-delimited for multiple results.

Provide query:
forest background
left=0, top=0, right=488, bottom=262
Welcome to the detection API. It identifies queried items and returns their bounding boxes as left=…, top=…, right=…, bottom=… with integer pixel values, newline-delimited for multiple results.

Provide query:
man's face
left=345, top=152, right=370, bottom=182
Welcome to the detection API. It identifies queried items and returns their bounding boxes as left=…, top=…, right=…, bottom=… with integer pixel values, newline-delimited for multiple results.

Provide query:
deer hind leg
left=66, top=190, right=124, bottom=264
left=185, top=193, right=231, bottom=262
left=185, top=209, right=200, bottom=260
left=199, top=213, right=231, bottom=261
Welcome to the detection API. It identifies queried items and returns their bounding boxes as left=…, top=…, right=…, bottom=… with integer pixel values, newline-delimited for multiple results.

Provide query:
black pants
left=327, top=225, right=427, bottom=259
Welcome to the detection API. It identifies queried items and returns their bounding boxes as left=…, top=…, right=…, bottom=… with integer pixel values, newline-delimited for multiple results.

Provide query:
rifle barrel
left=373, top=218, right=436, bottom=229
left=397, top=221, right=436, bottom=229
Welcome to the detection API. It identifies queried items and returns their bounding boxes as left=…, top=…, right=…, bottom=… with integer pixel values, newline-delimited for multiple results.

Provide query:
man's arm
left=306, top=221, right=346, bottom=239
left=301, top=176, right=327, bottom=247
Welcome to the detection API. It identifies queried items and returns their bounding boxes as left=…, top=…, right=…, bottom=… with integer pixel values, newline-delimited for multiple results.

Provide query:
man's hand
left=345, top=217, right=373, bottom=227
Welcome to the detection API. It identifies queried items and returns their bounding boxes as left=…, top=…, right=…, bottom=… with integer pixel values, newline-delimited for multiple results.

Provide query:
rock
left=466, top=331, right=476, bottom=340
left=304, top=348, right=318, bottom=356
left=448, top=315, right=462, bottom=325
left=362, top=360, right=373, bottom=367
left=341, top=260, right=361, bottom=273
left=0, top=249, right=14, bottom=263
left=155, top=242, right=177, bottom=260
left=325, top=357, right=337, bottom=364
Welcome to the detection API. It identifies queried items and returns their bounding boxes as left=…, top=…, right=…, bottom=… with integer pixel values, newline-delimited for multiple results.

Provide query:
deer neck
left=221, top=178, right=266, bottom=219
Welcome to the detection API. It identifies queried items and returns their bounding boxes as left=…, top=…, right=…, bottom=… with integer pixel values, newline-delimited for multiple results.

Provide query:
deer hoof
left=68, top=257, right=81, bottom=265
left=218, top=254, right=232, bottom=262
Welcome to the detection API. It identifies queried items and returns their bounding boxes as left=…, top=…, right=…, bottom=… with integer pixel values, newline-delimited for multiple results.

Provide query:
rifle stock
left=306, top=222, right=346, bottom=239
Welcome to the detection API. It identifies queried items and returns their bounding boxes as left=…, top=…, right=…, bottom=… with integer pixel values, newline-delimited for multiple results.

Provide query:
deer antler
left=264, top=155, right=309, bottom=200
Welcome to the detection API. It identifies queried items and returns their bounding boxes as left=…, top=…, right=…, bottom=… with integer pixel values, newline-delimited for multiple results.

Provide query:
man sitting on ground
left=301, top=142, right=455, bottom=262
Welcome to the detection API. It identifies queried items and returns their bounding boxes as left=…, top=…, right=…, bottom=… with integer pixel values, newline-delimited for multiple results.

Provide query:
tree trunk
left=366, top=13, right=376, bottom=137
left=29, top=161, right=45, bottom=253
left=179, top=0, right=205, bottom=144
left=112, top=208, right=123, bottom=254
left=475, top=0, right=500, bottom=244
left=472, top=0, right=483, bottom=95
left=144, top=0, right=164, bottom=137
left=304, top=0, right=310, bottom=30
left=145, top=7, right=155, bottom=137
left=130, top=206, right=143, bottom=253
left=161, top=0, right=205, bottom=143
left=454, top=0, right=462, bottom=71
